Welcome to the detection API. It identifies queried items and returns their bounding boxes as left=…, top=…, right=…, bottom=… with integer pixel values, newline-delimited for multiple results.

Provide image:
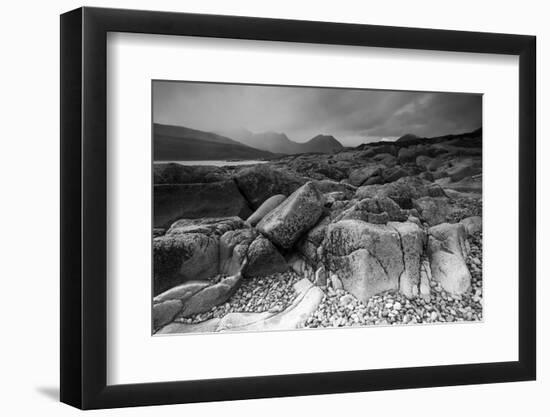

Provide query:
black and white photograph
left=152, top=81, right=483, bottom=335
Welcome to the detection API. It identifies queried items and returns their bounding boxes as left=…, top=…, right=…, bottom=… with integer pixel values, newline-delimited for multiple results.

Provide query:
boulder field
left=152, top=128, right=482, bottom=332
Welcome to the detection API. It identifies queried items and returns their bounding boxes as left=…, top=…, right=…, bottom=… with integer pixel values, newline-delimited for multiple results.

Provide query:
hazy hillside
left=154, top=124, right=276, bottom=161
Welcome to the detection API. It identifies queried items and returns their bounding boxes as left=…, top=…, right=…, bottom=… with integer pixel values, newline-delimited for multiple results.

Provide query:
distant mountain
left=300, top=134, right=344, bottom=153
left=154, top=124, right=276, bottom=161
left=220, top=128, right=344, bottom=155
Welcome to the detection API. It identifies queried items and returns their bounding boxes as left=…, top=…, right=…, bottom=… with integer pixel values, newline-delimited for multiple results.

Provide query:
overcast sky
left=153, top=81, right=482, bottom=147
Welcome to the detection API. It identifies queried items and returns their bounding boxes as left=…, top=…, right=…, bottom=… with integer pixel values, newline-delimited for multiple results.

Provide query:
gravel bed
left=305, top=232, right=483, bottom=328
left=174, top=232, right=483, bottom=329
left=174, top=271, right=301, bottom=324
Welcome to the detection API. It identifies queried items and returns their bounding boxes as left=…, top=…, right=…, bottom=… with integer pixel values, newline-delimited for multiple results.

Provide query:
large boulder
left=219, top=228, right=258, bottom=275
left=244, top=236, right=288, bottom=277
left=413, top=196, right=453, bottom=226
left=246, top=194, right=286, bottom=227
left=380, top=166, right=409, bottom=183
left=428, top=223, right=471, bottom=294
left=154, top=163, right=228, bottom=184
left=154, top=181, right=251, bottom=228
left=323, top=220, right=404, bottom=302
left=356, top=176, right=446, bottom=208
left=372, top=153, right=397, bottom=167
left=257, top=182, right=325, bottom=249
left=460, top=216, right=482, bottom=235
left=388, top=222, right=426, bottom=298
left=334, top=197, right=408, bottom=224
left=348, top=164, right=385, bottom=187
left=233, top=165, right=307, bottom=208
left=312, top=180, right=357, bottom=199
left=153, top=233, right=219, bottom=295
left=296, top=216, right=331, bottom=265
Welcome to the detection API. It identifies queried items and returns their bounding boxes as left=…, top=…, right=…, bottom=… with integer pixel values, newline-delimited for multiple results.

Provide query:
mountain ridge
left=154, top=123, right=277, bottom=161
left=219, top=128, right=344, bottom=155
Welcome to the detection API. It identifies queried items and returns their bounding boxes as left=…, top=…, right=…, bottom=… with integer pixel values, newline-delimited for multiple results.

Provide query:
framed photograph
left=60, top=6, right=536, bottom=409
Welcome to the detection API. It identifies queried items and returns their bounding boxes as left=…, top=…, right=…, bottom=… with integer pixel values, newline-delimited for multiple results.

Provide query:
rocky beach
left=152, top=128, right=483, bottom=334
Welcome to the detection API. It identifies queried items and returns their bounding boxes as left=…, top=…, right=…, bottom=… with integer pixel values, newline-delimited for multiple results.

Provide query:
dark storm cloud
left=153, top=81, right=482, bottom=147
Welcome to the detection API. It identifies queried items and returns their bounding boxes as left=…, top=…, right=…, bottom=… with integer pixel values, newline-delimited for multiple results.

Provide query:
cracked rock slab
left=388, top=221, right=426, bottom=299
left=323, top=220, right=404, bottom=302
left=428, top=223, right=471, bottom=294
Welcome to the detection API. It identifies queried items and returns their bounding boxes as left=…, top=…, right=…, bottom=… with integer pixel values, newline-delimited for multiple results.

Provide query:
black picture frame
left=60, top=6, right=536, bottom=410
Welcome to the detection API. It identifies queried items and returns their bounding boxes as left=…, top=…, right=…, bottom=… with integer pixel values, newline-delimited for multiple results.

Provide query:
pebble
left=178, top=230, right=483, bottom=330
left=175, top=271, right=301, bottom=324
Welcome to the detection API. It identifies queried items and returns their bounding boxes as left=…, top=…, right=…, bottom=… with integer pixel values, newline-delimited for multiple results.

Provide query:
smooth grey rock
left=323, top=220, right=404, bottom=301
left=388, top=221, right=426, bottom=299
left=153, top=233, right=219, bottom=295
left=246, top=194, right=286, bottom=227
left=180, top=274, right=242, bottom=317
left=313, top=180, right=356, bottom=199
left=428, top=223, right=471, bottom=295
left=296, top=216, right=330, bottom=264
left=153, top=299, right=183, bottom=331
left=257, top=181, right=325, bottom=249
left=287, top=253, right=307, bottom=275
left=348, top=164, right=385, bottom=187
left=381, top=166, right=408, bottom=183
left=244, top=236, right=288, bottom=277
left=330, top=274, right=343, bottom=290
left=413, top=196, right=453, bottom=226
left=314, top=265, right=327, bottom=286
left=219, top=228, right=257, bottom=275
left=234, top=165, right=307, bottom=209
left=460, top=216, right=482, bottom=235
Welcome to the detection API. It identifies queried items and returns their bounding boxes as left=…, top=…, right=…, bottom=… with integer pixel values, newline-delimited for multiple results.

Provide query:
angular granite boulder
left=257, top=181, right=324, bottom=249
left=323, top=220, right=405, bottom=302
